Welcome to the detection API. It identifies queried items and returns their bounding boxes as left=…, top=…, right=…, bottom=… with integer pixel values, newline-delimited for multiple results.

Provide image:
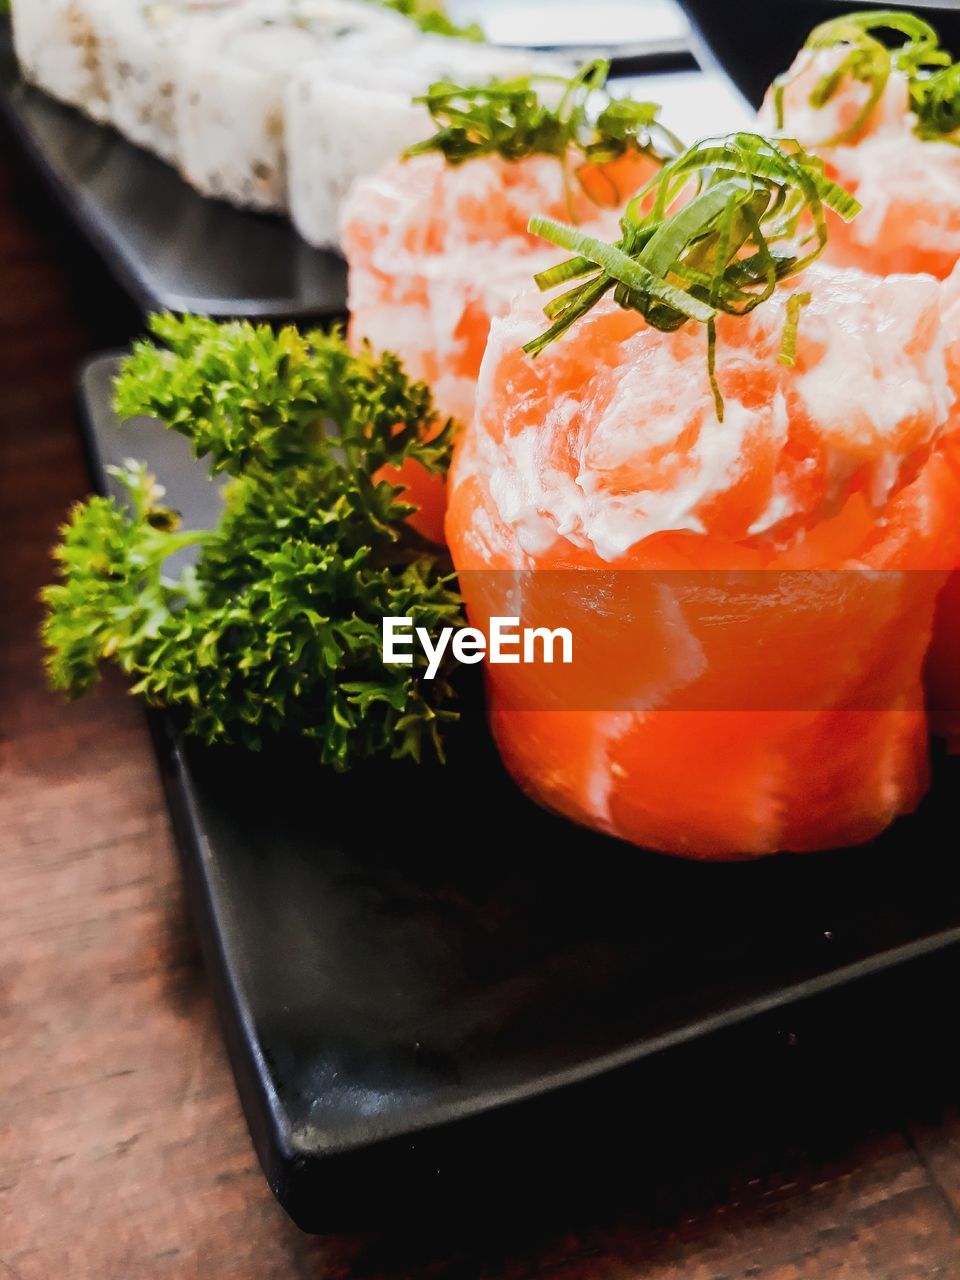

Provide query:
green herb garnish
left=523, top=132, right=860, bottom=418
left=778, top=290, right=811, bottom=367
left=911, top=59, right=960, bottom=143
left=772, top=9, right=958, bottom=146
left=380, top=0, right=483, bottom=41
left=405, top=59, right=682, bottom=212
left=42, top=316, right=464, bottom=770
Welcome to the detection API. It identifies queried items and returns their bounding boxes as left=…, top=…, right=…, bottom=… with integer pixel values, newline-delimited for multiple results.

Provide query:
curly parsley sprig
left=405, top=59, right=682, bottom=212
left=772, top=9, right=958, bottom=147
left=42, top=317, right=465, bottom=770
left=523, top=132, right=860, bottom=418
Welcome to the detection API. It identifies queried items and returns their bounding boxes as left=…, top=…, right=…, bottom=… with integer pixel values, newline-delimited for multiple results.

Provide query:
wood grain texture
left=3, top=130, right=960, bottom=1280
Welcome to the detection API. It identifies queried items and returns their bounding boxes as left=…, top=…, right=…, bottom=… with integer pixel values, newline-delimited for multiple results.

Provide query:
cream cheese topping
left=463, top=263, right=954, bottom=562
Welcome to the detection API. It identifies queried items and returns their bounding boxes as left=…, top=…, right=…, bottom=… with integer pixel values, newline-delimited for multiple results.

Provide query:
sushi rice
left=174, top=0, right=417, bottom=212
left=97, top=1, right=245, bottom=166
left=11, top=0, right=112, bottom=121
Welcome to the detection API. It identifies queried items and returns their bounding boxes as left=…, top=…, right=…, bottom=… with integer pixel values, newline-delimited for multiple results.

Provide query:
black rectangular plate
left=79, top=353, right=960, bottom=1231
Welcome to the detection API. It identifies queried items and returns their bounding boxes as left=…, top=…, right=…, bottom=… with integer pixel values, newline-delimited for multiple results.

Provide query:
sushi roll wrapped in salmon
left=343, top=63, right=680, bottom=543
left=343, top=62, right=679, bottom=424
left=761, top=12, right=960, bottom=749
left=759, top=10, right=960, bottom=280
left=445, top=133, right=960, bottom=858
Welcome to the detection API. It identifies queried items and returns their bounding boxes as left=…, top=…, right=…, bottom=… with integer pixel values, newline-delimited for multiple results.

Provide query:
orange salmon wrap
left=760, top=37, right=960, bottom=748
left=446, top=264, right=960, bottom=859
left=759, top=47, right=960, bottom=281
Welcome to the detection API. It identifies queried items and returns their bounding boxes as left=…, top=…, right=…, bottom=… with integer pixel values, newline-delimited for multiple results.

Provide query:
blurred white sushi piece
left=286, top=37, right=567, bottom=250
left=97, top=0, right=246, bottom=166
left=174, top=0, right=418, bottom=212
left=10, top=0, right=111, bottom=120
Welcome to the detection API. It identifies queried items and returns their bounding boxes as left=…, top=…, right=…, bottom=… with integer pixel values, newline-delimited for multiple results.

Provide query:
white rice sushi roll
left=11, top=0, right=111, bottom=121
left=97, top=0, right=247, bottom=166
left=174, top=0, right=416, bottom=212
left=285, top=37, right=567, bottom=250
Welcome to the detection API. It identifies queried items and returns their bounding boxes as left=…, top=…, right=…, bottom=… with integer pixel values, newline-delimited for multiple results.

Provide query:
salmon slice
left=343, top=148, right=659, bottom=544
left=759, top=48, right=960, bottom=280
left=446, top=263, right=960, bottom=858
left=762, top=43, right=960, bottom=748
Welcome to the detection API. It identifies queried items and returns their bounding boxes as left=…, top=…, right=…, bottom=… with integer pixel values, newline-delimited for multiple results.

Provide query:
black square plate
left=78, top=353, right=960, bottom=1231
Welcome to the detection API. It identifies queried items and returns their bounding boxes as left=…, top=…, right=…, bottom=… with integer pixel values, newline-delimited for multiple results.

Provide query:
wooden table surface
left=5, top=135, right=960, bottom=1280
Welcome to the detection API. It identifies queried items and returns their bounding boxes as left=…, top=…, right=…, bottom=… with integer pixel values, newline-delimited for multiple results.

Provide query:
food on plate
left=42, top=316, right=464, bottom=769
left=343, top=61, right=679, bottom=422
left=445, top=133, right=960, bottom=858
left=760, top=10, right=960, bottom=279
left=286, top=37, right=561, bottom=250
left=762, top=12, right=960, bottom=750
left=342, top=63, right=680, bottom=540
left=28, top=1, right=960, bottom=860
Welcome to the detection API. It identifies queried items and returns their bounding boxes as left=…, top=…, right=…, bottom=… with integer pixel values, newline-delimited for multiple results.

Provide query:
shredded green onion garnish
left=524, top=132, right=860, bottom=420
left=772, top=9, right=958, bottom=147
left=779, top=291, right=812, bottom=367
left=405, top=59, right=683, bottom=213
